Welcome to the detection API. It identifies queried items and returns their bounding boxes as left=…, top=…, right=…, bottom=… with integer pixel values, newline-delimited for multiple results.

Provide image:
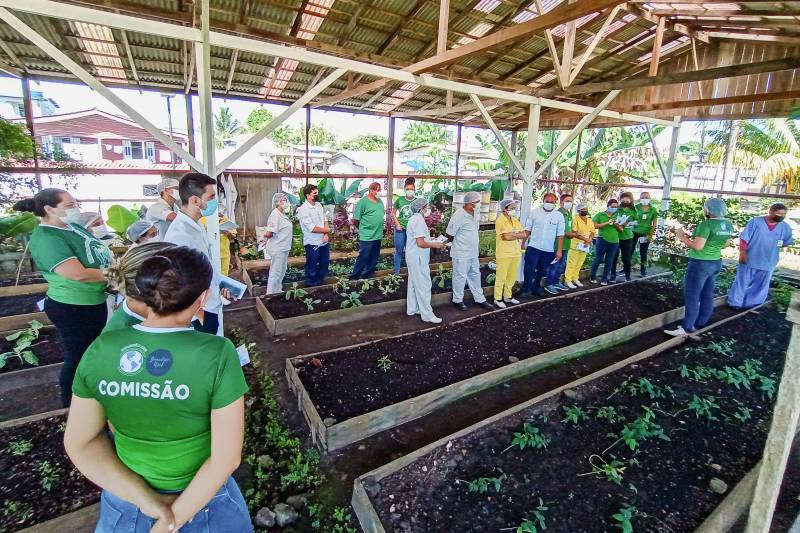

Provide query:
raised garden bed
left=0, top=326, right=63, bottom=375
left=286, top=276, right=712, bottom=452
left=352, top=304, right=786, bottom=532
left=255, top=261, right=495, bottom=335
left=0, top=292, right=49, bottom=332
left=0, top=273, right=45, bottom=289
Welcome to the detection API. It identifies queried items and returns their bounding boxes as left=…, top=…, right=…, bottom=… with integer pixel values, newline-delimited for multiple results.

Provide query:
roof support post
left=21, top=75, right=41, bottom=189
left=0, top=6, right=204, bottom=171
left=469, top=94, right=526, bottom=177
left=721, top=119, right=740, bottom=192
left=214, top=68, right=344, bottom=175
left=185, top=94, right=196, bottom=156
left=645, top=124, right=667, bottom=182
left=386, top=116, right=395, bottom=228
left=532, top=90, right=621, bottom=180
left=518, top=102, right=540, bottom=282
left=658, top=116, right=681, bottom=236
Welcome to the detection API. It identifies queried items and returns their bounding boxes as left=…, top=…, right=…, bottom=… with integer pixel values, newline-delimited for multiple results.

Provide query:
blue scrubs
left=728, top=217, right=794, bottom=308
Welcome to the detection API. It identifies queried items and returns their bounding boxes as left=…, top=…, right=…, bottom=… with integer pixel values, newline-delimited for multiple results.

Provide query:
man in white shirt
left=521, top=192, right=565, bottom=297
left=446, top=191, right=494, bottom=311
left=164, top=172, right=231, bottom=334
left=145, top=178, right=180, bottom=239
left=295, top=183, right=331, bottom=286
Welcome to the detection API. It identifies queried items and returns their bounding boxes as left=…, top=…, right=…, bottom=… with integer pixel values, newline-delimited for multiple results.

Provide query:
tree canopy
left=401, top=122, right=453, bottom=150
left=214, top=107, right=241, bottom=148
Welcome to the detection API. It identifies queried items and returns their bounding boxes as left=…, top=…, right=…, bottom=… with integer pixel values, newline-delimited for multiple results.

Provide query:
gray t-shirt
left=446, top=207, right=480, bottom=259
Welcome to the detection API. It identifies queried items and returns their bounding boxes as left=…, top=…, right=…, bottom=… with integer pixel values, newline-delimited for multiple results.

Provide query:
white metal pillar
left=518, top=103, right=540, bottom=282
left=658, top=116, right=682, bottom=236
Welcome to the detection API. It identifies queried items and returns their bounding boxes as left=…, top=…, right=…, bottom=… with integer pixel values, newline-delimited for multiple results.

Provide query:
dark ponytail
left=13, top=188, right=67, bottom=217
left=134, top=246, right=213, bottom=315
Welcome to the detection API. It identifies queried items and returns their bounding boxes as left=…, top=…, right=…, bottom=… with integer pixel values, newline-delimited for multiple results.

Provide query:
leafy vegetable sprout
left=611, top=504, right=637, bottom=533
left=8, top=439, right=32, bottom=457
left=656, top=293, right=668, bottom=303
left=465, top=472, right=506, bottom=494
left=378, top=274, right=404, bottom=296
left=733, top=403, right=752, bottom=423
left=486, top=272, right=496, bottom=284
left=340, top=292, right=363, bottom=309
left=432, top=265, right=453, bottom=289
left=502, top=422, right=550, bottom=453
left=377, top=355, right=394, bottom=372
left=688, top=338, right=736, bottom=358
left=333, top=276, right=349, bottom=295
left=759, top=376, right=777, bottom=399
left=37, top=460, right=60, bottom=492
left=624, top=377, right=664, bottom=399
left=514, top=499, right=549, bottom=533
left=605, top=407, right=670, bottom=453
left=302, top=297, right=321, bottom=312
left=285, top=282, right=308, bottom=301
left=595, top=406, right=624, bottom=424
left=360, top=279, right=375, bottom=292
left=579, top=454, right=626, bottom=486
left=0, top=320, right=43, bottom=369
left=562, top=405, right=589, bottom=425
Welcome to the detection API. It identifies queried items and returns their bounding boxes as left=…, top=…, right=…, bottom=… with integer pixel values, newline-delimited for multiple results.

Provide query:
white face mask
left=640, top=198, right=650, bottom=205
left=563, top=202, right=573, bottom=210
left=58, top=207, right=82, bottom=224
left=91, top=226, right=109, bottom=239
left=169, top=189, right=181, bottom=202
left=405, top=190, right=415, bottom=199
left=507, top=209, right=517, bottom=216
left=422, top=207, right=432, bottom=217
left=140, top=235, right=162, bottom=244
left=543, top=202, right=555, bottom=212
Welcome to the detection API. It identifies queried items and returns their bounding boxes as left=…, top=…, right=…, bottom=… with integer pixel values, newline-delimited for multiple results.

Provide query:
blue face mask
left=543, top=202, right=555, bottom=211
left=608, top=207, right=618, bottom=213
left=201, top=198, right=219, bottom=217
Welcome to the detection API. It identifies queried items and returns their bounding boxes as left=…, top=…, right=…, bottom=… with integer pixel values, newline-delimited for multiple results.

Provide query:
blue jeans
left=634, top=232, right=650, bottom=274
left=590, top=239, right=620, bottom=283
left=393, top=228, right=406, bottom=274
left=612, top=237, right=636, bottom=280
left=304, top=243, right=330, bottom=286
left=95, top=477, right=252, bottom=533
left=683, top=258, right=722, bottom=332
left=350, top=239, right=382, bottom=279
left=546, top=249, right=569, bottom=286
left=523, top=246, right=555, bottom=295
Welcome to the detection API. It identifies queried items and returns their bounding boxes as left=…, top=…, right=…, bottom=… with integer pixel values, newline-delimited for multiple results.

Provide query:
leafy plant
left=733, top=403, right=752, bottom=423
left=596, top=406, right=624, bottom=424
left=687, top=338, right=737, bottom=358
left=333, top=276, right=349, bottom=295
left=503, top=422, right=550, bottom=453
left=285, top=282, right=307, bottom=301
left=379, top=273, right=404, bottom=297
left=486, top=272, right=496, bottom=284
left=37, top=460, right=59, bottom=492
left=0, top=212, right=38, bottom=237
left=377, top=355, right=394, bottom=372
left=758, top=376, right=777, bottom=399
left=624, top=377, right=665, bottom=399
left=106, top=205, right=140, bottom=236
left=340, top=291, right=363, bottom=309
left=516, top=499, right=549, bottom=533
left=0, top=319, right=43, bottom=369
left=562, top=405, right=589, bottom=425
left=607, top=407, right=670, bottom=453
left=280, top=450, right=321, bottom=490
left=467, top=472, right=506, bottom=494
left=302, top=297, right=321, bottom=312
left=8, top=439, right=32, bottom=457
left=580, top=455, right=627, bottom=486
left=432, top=265, right=453, bottom=289
left=611, top=504, right=637, bottom=533
left=360, top=279, right=375, bottom=292
left=687, top=395, right=720, bottom=421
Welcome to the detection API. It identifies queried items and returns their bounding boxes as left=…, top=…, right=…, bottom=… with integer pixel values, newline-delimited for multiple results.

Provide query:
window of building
left=145, top=141, right=155, bottom=162
left=123, top=140, right=145, bottom=160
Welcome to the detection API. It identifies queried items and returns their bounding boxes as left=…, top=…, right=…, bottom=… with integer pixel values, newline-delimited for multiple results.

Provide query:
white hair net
left=499, top=199, right=517, bottom=211
left=464, top=191, right=482, bottom=204
left=127, top=220, right=155, bottom=242
left=410, top=197, right=429, bottom=213
left=704, top=197, right=728, bottom=217
left=157, top=178, right=179, bottom=193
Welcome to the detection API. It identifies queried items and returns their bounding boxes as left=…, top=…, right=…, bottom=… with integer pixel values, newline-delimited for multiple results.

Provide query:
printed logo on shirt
left=146, top=349, right=173, bottom=376
left=118, top=344, right=147, bottom=376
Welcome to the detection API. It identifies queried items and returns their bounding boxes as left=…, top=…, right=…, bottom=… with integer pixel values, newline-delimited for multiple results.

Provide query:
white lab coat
left=405, top=213, right=437, bottom=321
left=446, top=208, right=485, bottom=304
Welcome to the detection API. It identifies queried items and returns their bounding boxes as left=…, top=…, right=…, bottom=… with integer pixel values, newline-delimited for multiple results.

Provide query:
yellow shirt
left=570, top=215, right=596, bottom=250
left=495, top=214, right=524, bottom=258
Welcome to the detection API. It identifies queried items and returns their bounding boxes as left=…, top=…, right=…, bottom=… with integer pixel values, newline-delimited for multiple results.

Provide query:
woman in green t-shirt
left=589, top=199, right=624, bottom=285
left=65, top=246, right=251, bottom=533
left=633, top=191, right=659, bottom=277
left=14, top=189, right=112, bottom=407
left=665, top=197, right=733, bottom=337
left=104, top=242, right=176, bottom=333
left=612, top=191, right=638, bottom=282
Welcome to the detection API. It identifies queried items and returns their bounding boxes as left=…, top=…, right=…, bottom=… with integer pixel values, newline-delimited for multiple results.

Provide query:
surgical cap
left=576, top=202, right=587, bottom=211
left=410, top=197, right=428, bottom=213
left=704, top=197, right=728, bottom=218
left=272, top=192, right=288, bottom=208
left=499, top=199, right=516, bottom=211
left=76, top=212, right=102, bottom=228
left=464, top=191, right=482, bottom=204
left=127, top=220, right=155, bottom=242
left=157, top=178, right=179, bottom=193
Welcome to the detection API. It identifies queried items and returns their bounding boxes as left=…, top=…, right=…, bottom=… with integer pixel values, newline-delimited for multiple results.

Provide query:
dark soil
left=0, top=329, right=64, bottom=374
left=0, top=274, right=45, bottom=287
left=264, top=265, right=493, bottom=320
left=0, top=415, right=100, bottom=532
left=297, top=280, right=686, bottom=421
left=0, top=293, right=45, bottom=318
left=372, top=307, right=789, bottom=532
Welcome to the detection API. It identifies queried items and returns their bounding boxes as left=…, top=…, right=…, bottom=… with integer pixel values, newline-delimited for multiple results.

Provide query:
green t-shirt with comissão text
left=72, top=325, right=248, bottom=491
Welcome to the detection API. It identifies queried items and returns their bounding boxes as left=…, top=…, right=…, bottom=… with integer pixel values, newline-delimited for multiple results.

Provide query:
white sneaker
left=504, top=298, right=520, bottom=305
left=495, top=300, right=507, bottom=308
left=574, top=280, right=584, bottom=287
left=423, top=316, right=443, bottom=324
left=565, top=282, right=577, bottom=289
left=664, top=326, right=688, bottom=337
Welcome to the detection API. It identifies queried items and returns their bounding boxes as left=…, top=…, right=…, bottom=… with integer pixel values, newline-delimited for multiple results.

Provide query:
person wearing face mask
left=65, top=246, right=251, bottom=533
left=446, top=191, right=494, bottom=311
left=393, top=177, right=417, bottom=274
left=633, top=192, right=659, bottom=277
left=146, top=178, right=181, bottom=239
left=127, top=220, right=159, bottom=245
left=611, top=191, right=638, bottom=282
left=545, top=193, right=577, bottom=293
left=14, top=189, right=113, bottom=407
left=77, top=212, right=114, bottom=243
left=665, top=197, right=734, bottom=337
left=590, top=199, right=624, bottom=286
left=520, top=192, right=565, bottom=297
left=296, top=184, right=331, bottom=287
left=262, top=192, right=294, bottom=294
left=350, top=182, right=386, bottom=280
left=494, top=199, right=526, bottom=308
left=564, top=203, right=595, bottom=288
left=727, top=203, right=794, bottom=310
left=406, top=198, right=447, bottom=324
left=165, top=172, right=233, bottom=335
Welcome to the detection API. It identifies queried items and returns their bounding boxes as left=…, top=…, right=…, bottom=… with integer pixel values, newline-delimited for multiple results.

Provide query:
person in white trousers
left=405, top=198, right=447, bottom=324
left=446, top=190, right=495, bottom=311
left=262, top=192, right=293, bottom=294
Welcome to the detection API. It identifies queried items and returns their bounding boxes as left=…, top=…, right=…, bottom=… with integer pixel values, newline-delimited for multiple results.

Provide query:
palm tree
left=401, top=122, right=453, bottom=150
left=708, top=118, right=800, bottom=192
left=214, top=107, right=241, bottom=148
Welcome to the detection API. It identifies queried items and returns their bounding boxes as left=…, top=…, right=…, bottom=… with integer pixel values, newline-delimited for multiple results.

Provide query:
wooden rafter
left=569, top=5, right=623, bottom=84
left=627, top=89, right=800, bottom=113
left=625, top=4, right=709, bottom=43
left=649, top=9, right=800, bottom=17
left=0, top=36, right=29, bottom=73
left=117, top=29, right=139, bottom=85
left=225, top=48, right=238, bottom=93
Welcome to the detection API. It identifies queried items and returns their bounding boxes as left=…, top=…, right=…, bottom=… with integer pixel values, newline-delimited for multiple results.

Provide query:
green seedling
left=334, top=276, right=349, bottom=295
left=360, top=279, right=375, bottom=292
left=340, top=292, right=363, bottom=309
left=432, top=265, right=453, bottom=289
left=687, top=394, right=720, bottom=421
left=0, top=320, right=43, bottom=369
left=758, top=376, right=777, bottom=399
left=595, top=406, right=624, bottom=424
left=562, top=405, right=589, bottom=425
left=302, top=297, right=321, bottom=312
left=8, top=439, right=32, bottom=457
left=624, top=377, right=664, bottom=399
left=606, top=407, right=670, bottom=453
left=285, top=282, right=307, bottom=301
left=502, top=422, right=550, bottom=453
left=733, top=405, right=752, bottom=423
left=688, top=338, right=737, bottom=358
left=37, top=460, right=59, bottom=492
left=611, top=504, right=637, bottom=533
left=466, top=472, right=507, bottom=494
left=515, top=499, right=549, bottom=533
left=579, top=454, right=626, bottom=485
left=486, top=272, right=496, bottom=284
left=377, top=355, right=394, bottom=372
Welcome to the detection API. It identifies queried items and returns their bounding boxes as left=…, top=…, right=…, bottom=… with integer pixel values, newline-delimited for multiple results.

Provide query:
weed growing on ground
left=2, top=500, right=32, bottom=522
left=7, top=439, right=32, bottom=457
left=377, top=356, right=394, bottom=372
left=562, top=405, right=589, bottom=425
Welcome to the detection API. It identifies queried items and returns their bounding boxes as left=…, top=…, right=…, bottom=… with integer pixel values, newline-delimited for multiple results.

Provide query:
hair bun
left=12, top=198, right=36, bottom=213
